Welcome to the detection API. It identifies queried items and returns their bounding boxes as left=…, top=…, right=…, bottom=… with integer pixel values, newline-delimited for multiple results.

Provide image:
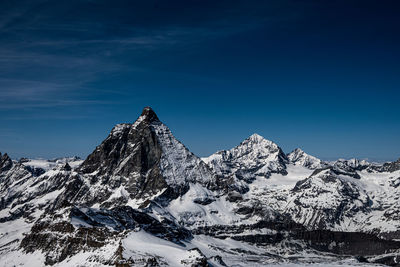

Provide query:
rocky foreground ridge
left=0, top=107, right=399, bottom=266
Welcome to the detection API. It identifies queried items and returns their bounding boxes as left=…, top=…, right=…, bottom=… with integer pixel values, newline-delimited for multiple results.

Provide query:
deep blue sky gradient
left=0, top=0, right=399, bottom=161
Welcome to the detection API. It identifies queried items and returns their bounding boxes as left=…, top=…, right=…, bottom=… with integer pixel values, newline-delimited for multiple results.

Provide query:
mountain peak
left=140, top=106, right=159, bottom=123
left=203, top=133, right=288, bottom=181
left=248, top=133, right=264, bottom=141
left=287, top=148, right=324, bottom=169
left=293, top=148, right=304, bottom=153
left=247, top=133, right=270, bottom=143
left=244, top=133, right=278, bottom=149
left=79, top=106, right=215, bottom=203
left=288, top=148, right=312, bottom=158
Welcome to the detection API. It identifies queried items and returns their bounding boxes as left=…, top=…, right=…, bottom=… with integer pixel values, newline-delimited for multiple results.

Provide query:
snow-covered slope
left=1, top=107, right=400, bottom=267
left=20, top=156, right=82, bottom=170
left=285, top=167, right=372, bottom=230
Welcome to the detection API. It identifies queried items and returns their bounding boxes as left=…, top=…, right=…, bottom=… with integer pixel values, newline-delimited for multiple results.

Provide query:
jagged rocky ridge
left=0, top=107, right=399, bottom=266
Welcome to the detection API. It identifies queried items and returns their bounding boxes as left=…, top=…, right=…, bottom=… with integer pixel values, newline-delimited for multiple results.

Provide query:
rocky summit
left=0, top=107, right=399, bottom=267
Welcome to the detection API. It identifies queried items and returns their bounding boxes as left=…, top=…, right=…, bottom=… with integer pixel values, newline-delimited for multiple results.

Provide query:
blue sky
left=0, top=0, right=399, bottom=161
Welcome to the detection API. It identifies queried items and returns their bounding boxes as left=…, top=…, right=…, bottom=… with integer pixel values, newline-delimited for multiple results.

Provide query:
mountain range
left=0, top=107, right=399, bottom=266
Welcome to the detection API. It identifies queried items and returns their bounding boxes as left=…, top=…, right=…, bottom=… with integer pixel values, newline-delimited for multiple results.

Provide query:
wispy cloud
left=0, top=0, right=46, bottom=31
left=2, top=113, right=92, bottom=120
left=0, top=0, right=297, bottom=116
left=0, top=99, right=112, bottom=110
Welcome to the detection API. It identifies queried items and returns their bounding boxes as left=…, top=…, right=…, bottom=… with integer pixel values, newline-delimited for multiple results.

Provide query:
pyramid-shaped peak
left=139, top=106, right=159, bottom=123
left=80, top=106, right=215, bottom=188
left=247, top=133, right=267, bottom=142
left=246, top=133, right=277, bottom=146
left=249, top=133, right=263, bottom=140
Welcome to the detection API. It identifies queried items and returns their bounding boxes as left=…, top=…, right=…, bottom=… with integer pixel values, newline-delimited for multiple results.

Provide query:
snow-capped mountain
left=65, top=106, right=218, bottom=209
left=333, top=158, right=371, bottom=172
left=287, top=148, right=326, bottom=169
left=0, top=107, right=399, bottom=267
left=203, top=133, right=288, bottom=182
left=286, top=166, right=372, bottom=230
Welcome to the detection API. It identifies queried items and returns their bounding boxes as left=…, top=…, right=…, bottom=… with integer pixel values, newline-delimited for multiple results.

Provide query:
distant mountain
left=0, top=107, right=399, bottom=267
left=287, top=148, right=326, bottom=169
left=18, top=156, right=82, bottom=176
left=375, top=158, right=400, bottom=173
left=203, top=133, right=288, bottom=182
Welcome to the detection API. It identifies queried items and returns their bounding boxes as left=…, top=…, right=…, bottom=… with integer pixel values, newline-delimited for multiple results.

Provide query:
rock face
left=55, top=106, right=218, bottom=209
left=80, top=107, right=214, bottom=189
left=20, top=206, right=191, bottom=265
left=378, top=158, right=400, bottom=172
left=1, top=107, right=400, bottom=267
left=0, top=153, right=13, bottom=172
left=0, top=153, right=35, bottom=215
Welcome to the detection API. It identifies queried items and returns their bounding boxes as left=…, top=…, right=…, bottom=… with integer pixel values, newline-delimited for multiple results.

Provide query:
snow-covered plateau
left=0, top=107, right=399, bottom=266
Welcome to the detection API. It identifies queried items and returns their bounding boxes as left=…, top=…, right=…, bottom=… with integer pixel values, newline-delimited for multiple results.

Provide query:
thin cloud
left=0, top=99, right=113, bottom=109
left=0, top=0, right=301, bottom=117
left=3, top=114, right=91, bottom=120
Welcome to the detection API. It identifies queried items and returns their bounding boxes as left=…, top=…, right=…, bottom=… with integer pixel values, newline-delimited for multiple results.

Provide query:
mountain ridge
left=0, top=107, right=399, bottom=267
